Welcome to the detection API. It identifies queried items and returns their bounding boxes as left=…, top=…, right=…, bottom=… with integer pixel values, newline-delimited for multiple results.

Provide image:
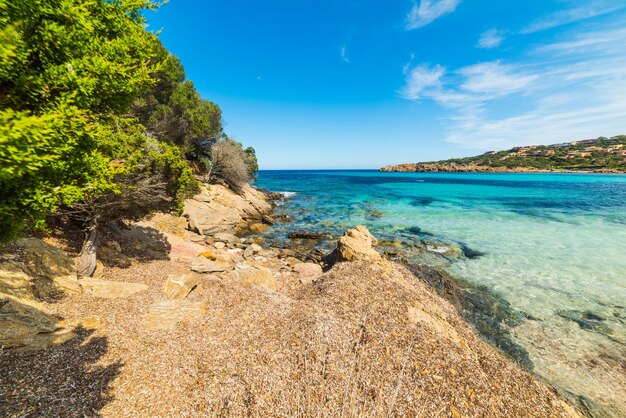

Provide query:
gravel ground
left=0, top=229, right=579, bottom=417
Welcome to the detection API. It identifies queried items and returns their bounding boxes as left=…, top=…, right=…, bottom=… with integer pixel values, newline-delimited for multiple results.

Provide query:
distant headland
left=380, top=135, right=626, bottom=173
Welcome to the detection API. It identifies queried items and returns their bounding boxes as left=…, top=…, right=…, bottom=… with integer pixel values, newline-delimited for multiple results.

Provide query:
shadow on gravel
left=99, top=224, right=172, bottom=269
left=0, top=328, right=122, bottom=417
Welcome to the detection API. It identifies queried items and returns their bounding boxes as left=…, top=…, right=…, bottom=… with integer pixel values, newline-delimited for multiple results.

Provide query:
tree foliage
left=0, top=0, right=257, bottom=246
left=0, top=0, right=164, bottom=241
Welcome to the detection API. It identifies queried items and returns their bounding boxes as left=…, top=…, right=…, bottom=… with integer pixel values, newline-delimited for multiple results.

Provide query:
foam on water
left=255, top=170, right=626, bottom=416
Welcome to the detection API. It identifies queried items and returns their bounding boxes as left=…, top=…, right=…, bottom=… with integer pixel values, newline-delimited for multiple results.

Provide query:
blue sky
left=146, top=0, right=626, bottom=169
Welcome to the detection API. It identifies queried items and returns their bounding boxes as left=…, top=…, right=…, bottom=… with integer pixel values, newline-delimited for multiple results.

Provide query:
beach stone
left=214, top=232, right=240, bottom=244
left=226, top=265, right=280, bottom=291
left=293, top=262, right=323, bottom=284
left=249, top=223, right=269, bottom=233
left=243, top=243, right=263, bottom=259
left=79, top=278, right=148, bottom=299
left=214, top=242, right=226, bottom=249
left=142, top=300, right=208, bottom=330
left=162, top=274, right=201, bottom=299
left=14, top=238, right=81, bottom=298
left=190, top=260, right=231, bottom=274
left=334, top=226, right=381, bottom=262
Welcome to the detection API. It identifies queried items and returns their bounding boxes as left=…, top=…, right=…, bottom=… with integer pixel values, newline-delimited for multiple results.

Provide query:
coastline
left=0, top=183, right=583, bottom=416
left=379, top=163, right=625, bottom=174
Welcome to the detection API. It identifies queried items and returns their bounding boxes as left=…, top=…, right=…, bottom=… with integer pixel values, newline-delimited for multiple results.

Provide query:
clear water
left=255, top=170, right=626, bottom=416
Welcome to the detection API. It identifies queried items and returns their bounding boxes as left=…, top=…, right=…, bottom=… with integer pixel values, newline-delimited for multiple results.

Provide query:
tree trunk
left=77, top=217, right=99, bottom=277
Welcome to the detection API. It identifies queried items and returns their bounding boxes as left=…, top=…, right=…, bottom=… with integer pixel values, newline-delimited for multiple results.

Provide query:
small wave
left=280, top=191, right=297, bottom=198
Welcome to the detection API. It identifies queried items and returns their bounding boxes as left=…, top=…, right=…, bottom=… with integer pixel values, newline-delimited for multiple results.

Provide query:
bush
left=209, top=139, right=252, bottom=193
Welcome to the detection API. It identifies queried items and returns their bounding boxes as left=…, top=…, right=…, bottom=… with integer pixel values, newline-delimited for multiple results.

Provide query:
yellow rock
left=162, top=274, right=201, bottom=299
left=79, top=278, right=148, bottom=299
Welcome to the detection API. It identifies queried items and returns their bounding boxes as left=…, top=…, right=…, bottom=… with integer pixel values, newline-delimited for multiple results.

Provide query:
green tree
left=0, top=0, right=161, bottom=242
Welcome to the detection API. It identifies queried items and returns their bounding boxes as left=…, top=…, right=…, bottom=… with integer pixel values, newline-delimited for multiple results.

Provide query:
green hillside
left=429, top=135, right=626, bottom=172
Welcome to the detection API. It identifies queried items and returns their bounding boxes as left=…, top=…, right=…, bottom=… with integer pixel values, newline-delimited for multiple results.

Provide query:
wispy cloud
left=477, top=28, right=505, bottom=49
left=340, top=45, right=350, bottom=64
left=520, top=1, right=625, bottom=34
left=401, top=64, right=445, bottom=99
left=406, top=0, right=460, bottom=30
left=401, top=24, right=626, bottom=149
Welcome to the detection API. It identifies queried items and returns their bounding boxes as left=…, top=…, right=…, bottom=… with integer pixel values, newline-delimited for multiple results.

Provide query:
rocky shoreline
left=0, top=183, right=580, bottom=416
left=379, top=162, right=624, bottom=173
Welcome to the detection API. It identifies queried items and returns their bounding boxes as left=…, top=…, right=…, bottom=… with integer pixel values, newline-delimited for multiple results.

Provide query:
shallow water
left=255, top=170, right=626, bottom=416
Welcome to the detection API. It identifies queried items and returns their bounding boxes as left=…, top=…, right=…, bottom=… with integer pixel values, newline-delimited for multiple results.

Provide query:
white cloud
left=401, top=64, right=445, bottom=100
left=458, top=62, right=537, bottom=96
left=477, top=28, right=505, bottom=49
left=340, top=45, right=350, bottom=64
left=401, top=25, right=626, bottom=149
left=406, top=0, right=460, bottom=30
left=521, top=2, right=625, bottom=34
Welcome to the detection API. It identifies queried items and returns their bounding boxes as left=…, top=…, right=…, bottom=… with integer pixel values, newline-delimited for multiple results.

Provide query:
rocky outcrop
left=0, top=295, right=60, bottom=350
left=183, top=184, right=273, bottom=236
left=0, top=239, right=82, bottom=350
left=13, top=238, right=81, bottom=298
left=330, top=226, right=382, bottom=263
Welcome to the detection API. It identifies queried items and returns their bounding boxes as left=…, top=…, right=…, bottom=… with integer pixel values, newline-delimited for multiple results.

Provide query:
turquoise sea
left=255, top=170, right=626, bottom=416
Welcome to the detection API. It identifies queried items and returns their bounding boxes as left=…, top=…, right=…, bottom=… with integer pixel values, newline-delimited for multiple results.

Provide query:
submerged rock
left=248, top=223, right=270, bottom=233
left=287, top=231, right=333, bottom=240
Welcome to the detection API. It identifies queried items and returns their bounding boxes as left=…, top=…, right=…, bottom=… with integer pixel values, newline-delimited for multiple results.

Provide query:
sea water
left=254, top=170, right=626, bottom=416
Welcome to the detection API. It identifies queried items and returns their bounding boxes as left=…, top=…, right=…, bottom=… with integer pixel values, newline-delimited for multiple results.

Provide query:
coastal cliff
left=0, top=184, right=579, bottom=417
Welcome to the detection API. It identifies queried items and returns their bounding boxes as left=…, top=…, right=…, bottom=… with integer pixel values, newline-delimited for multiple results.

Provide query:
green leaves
left=0, top=0, right=160, bottom=241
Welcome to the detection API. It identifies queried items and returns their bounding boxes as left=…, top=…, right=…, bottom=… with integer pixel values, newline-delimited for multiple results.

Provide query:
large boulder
left=0, top=261, right=36, bottom=300
left=182, top=184, right=273, bottom=236
left=0, top=295, right=58, bottom=349
left=184, top=198, right=242, bottom=235
left=333, top=226, right=382, bottom=262
left=14, top=238, right=81, bottom=298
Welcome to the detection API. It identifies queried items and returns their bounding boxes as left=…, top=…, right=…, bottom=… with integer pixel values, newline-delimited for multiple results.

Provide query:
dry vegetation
left=0, top=244, right=577, bottom=417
